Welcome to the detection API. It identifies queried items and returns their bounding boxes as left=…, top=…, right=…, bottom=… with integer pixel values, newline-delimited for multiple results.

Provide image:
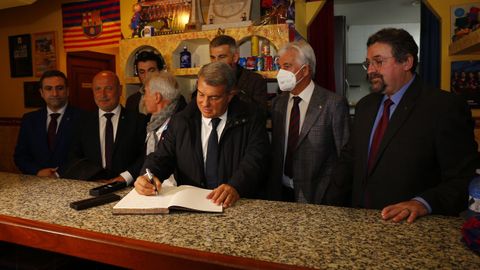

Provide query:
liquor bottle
left=180, top=46, right=191, bottom=68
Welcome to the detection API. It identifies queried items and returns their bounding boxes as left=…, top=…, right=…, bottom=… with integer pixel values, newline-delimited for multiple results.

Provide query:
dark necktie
left=284, top=96, right=302, bottom=178
left=104, top=113, right=114, bottom=170
left=205, top=118, right=221, bottom=189
left=367, top=98, right=394, bottom=173
left=47, top=113, right=60, bottom=151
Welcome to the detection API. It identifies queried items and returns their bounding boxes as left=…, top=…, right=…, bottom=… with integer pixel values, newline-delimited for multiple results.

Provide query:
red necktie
left=284, top=96, right=302, bottom=178
left=47, top=113, right=60, bottom=151
left=104, top=113, right=114, bottom=170
left=367, top=98, right=393, bottom=173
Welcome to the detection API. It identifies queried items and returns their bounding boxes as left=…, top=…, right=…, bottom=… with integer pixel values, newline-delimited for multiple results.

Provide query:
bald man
left=63, top=71, right=147, bottom=184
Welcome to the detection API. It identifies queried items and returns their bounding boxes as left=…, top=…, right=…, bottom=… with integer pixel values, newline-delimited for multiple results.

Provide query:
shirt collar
left=201, top=109, right=228, bottom=127
left=47, top=103, right=67, bottom=115
left=384, top=74, right=416, bottom=105
left=289, top=80, right=315, bottom=104
left=98, top=105, right=121, bottom=118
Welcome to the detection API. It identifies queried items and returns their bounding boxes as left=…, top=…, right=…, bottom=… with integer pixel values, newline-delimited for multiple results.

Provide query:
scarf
left=145, top=98, right=179, bottom=155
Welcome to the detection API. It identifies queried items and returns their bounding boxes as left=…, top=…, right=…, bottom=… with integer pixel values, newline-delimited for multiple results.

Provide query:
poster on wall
left=451, top=61, right=480, bottom=108
left=23, top=81, right=44, bottom=108
left=8, top=34, right=33, bottom=77
left=450, top=2, right=480, bottom=41
left=33, top=31, right=57, bottom=77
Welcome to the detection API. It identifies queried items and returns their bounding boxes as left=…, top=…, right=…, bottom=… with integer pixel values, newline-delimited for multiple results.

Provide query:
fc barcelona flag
left=62, top=0, right=121, bottom=51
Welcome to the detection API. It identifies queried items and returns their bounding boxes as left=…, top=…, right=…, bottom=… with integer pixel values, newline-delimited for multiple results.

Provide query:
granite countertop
left=0, top=172, right=479, bottom=269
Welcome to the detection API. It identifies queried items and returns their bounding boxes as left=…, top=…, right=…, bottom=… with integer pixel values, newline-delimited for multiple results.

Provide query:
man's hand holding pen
left=134, top=169, right=161, bottom=195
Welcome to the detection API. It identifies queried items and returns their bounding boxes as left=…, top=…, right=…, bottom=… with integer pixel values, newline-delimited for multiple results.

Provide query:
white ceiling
left=0, top=0, right=36, bottom=10
left=334, top=0, right=421, bottom=26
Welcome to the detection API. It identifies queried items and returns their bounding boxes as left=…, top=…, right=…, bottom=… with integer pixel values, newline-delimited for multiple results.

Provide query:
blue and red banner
left=62, top=0, right=121, bottom=51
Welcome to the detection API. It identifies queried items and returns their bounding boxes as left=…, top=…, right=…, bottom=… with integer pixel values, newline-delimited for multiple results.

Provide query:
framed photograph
left=451, top=61, right=480, bottom=108
left=450, top=2, right=480, bottom=41
left=33, top=31, right=57, bottom=77
left=23, top=81, right=44, bottom=108
left=8, top=34, right=33, bottom=77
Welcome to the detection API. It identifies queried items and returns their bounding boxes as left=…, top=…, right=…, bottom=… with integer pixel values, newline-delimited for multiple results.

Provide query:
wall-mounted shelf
left=119, top=24, right=289, bottom=99
left=120, top=24, right=289, bottom=78
left=449, top=29, right=480, bottom=55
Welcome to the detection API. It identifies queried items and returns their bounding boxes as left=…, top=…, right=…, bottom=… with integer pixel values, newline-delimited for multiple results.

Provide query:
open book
left=112, top=185, right=223, bottom=214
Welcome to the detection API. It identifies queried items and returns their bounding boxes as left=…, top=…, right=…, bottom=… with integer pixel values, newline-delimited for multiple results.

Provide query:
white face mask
left=276, top=65, right=305, bottom=92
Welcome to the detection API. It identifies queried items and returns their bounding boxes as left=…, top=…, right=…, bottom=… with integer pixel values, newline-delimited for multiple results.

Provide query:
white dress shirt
left=201, top=110, right=228, bottom=163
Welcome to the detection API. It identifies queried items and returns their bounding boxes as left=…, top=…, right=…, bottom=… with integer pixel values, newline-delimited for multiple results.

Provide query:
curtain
left=419, top=1, right=440, bottom=88
left=308, top=0, right=335, bottom=92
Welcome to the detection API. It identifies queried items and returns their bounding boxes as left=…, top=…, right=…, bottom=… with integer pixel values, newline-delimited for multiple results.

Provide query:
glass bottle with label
left=180, top=46, right=191, bottom=68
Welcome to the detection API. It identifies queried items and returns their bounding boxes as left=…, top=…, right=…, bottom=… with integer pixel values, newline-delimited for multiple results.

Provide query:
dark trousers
left=281, top=185, right=295, bottom=202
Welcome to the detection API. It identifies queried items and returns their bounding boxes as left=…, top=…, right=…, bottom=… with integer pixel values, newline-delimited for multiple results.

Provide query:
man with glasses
left=134, top=62, right=269, bottom=208
left=329, top=28, right=479, bottom=223
left=14, top=70, right=83, bottom=177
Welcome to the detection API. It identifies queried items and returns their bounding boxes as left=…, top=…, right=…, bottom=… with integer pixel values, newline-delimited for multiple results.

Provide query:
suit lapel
left=358, top=94, right=383, bottom=176
left=53, top=106, right=72, bottom=153
left=369, top=77, right=421, bottom=174
left=92, top=111, right=102, bottom=164
left=38, top=108, right=50, bottom=154
left=297, top=86, right=324, bottom=148
left=191, top=110, right=206, bottom=182
left=113, top=108, right=127, bottom=155
left=274, top=93, right=289, bottom=152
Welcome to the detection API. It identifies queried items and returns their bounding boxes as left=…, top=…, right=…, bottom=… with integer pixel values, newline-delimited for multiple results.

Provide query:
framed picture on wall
left=451, top=61, right=480, bottom=108
left=8, top=34, right=33, bottom=77
left=450, top=2, right=480, bottom=42
left=33, top=31, right=57, bottom=77
left=23, top=81, right=44, bottom=108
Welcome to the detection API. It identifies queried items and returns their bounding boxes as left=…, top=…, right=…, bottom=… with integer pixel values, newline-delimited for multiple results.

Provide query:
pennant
left=62, top=0, right=121, bottom=51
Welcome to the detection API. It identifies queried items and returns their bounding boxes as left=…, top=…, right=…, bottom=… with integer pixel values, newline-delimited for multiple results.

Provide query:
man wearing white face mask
left=267, top=40, right=350, bottom=204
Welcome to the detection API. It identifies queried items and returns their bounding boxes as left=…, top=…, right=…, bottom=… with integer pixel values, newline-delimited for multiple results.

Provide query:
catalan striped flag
left=62, top=0, right=121, bottom=51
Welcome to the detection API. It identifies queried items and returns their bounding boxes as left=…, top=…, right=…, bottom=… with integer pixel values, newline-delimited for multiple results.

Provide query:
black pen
left=145, top=168, right=158, bottom=195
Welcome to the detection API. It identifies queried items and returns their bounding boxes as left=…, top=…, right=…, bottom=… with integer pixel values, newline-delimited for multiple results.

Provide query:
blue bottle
left=180, top=46, right=191, bottom=68
left=468, top=174, right=480, bottom=217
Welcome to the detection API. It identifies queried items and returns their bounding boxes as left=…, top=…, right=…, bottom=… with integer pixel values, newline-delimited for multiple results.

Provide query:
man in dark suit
left=267, top=41, right=350, bottom=204
left=330, top=28, right=479, bottom=223
left=209, top=35, right=267, bottom=109
left=134, top=62, right=269, bottom=208
left=126, top=50, right=165, bottom=114
left=14, top=70, right=82, bottom=177
left=65, top=71, right=146, bottom=184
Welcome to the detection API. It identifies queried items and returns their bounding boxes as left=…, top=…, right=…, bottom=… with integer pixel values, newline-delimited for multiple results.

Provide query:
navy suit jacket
left=66, top=107, right=147, bottom=180
left=14, top=105, right=83, bottom=175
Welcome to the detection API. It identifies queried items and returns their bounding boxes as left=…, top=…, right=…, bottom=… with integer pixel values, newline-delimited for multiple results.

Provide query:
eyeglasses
left=362, top=56, right=394, bottom=71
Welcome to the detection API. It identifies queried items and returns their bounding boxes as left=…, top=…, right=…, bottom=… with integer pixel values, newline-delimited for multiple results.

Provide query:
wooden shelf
left=172, top=67, right=201, bottom=77
left=449, top=29, right=480, bottom=55
left=172, top=68, right=278, bottom=79
left=120, top=24, right=290, bottom=80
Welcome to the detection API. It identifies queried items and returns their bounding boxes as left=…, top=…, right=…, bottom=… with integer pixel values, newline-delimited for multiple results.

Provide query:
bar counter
left=0, top=172, right=478, bottom=269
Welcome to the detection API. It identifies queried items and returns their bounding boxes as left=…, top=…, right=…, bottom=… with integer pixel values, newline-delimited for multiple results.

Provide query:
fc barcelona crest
left=82, top=10, right=102, bottom=38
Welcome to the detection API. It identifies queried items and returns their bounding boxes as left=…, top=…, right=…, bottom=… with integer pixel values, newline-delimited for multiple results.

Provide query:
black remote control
left=70, top=193, right=121, bottom=210
left=89, top=181, right=127, bottom=196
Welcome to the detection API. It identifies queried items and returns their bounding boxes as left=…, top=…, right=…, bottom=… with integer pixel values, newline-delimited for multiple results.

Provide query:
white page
left=168, top=185, right=222, bottom=212
left=113, top=187, right=176, bottom=210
